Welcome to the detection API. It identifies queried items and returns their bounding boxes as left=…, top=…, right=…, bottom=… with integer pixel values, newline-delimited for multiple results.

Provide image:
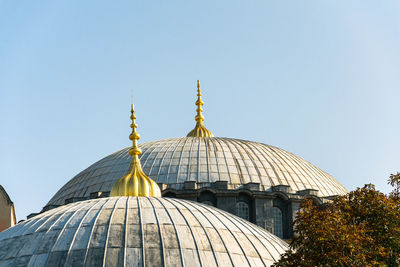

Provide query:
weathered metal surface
left=0, top=197, right=288, bottom=266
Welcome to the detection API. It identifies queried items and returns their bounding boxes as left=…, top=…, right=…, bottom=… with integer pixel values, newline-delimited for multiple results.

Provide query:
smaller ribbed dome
left=0, top=197, right=288, bottom=266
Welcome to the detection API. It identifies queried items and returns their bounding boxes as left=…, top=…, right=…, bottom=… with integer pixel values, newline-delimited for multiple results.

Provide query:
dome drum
left=39, top=180, right=331, bottom=239
left=160, top=180, right=332, bottom=239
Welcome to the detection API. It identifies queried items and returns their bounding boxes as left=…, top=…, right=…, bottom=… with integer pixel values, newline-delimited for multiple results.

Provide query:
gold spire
left=110, top=104, right=161, bottom=197
left=186, top=80, right=214, bottom=137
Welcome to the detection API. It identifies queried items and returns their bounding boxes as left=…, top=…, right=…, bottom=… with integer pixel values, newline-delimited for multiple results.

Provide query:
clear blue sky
left=1, top=1, right=399, bottom=220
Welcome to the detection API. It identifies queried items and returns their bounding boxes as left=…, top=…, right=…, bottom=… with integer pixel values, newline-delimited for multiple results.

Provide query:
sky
left=0, top=0, right=399, bottom=221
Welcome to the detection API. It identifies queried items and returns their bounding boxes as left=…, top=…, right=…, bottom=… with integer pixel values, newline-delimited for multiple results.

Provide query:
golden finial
left=110, top=103, right=161, bottom=197
left=187, top=80, right=214, bottom=137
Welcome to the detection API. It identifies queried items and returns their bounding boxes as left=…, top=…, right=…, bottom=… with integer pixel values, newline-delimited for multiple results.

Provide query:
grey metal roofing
left=0, top=197, right=288, bottom=266
left=47, top=137, right=347, bottom=207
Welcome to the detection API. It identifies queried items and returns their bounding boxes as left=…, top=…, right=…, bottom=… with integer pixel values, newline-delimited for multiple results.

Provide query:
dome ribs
left=175, top=137, right=191, bottom=186
left=248, top=142, right=282, bottom=189
left=212, top=138, right=234, bottom=186
left=186, top=199, right=268, bottom=266
left=170, top=199, right=220, bottom=265
left=240, top=140, right=274, bottom=190
left=136, top=197, right=146, bottom=266
left=174, top=200, right=241, bottom=266
left=101, top=198, right=119, bottom=266
left=43, top=137, right=348, bottom=210
left=277, top=148, right=328, bottom=196
left=196, top=138, right=202, bottom=183
left=256, top=145, right=289, bottom=189
left=203, top=138, right=211, bottom=184
left=147, top=140, right=171, bottom=185
left=196, top=199, right=278, bottom=265
left=0, top=197, right=289, bottom=266
left=152, top=197, right=185, bottom=266
left=264, top=146, right=303, bottom=193
left=207, top=138, right=222, bottom=184
left=180, top=198, right=253, bottom=266
left=228, top=138, right=265, bottom=187
left=162, top=198, right=203, bottom=266
left=61, top=200, right=106, bottom=264
left=164, top=138, right=186, bottom=185
left=156, top=139, right=178, bottom=183
left=186, top=138, right=197, bottom=183
left=73, top=198, right=110, bottom=265
left=147, top=197, right=166, bottom=267
left=223, top=138, right=249, bottom=185
left=122, top=197, right=130, bottom=266
left=176, top=200, right=236, bottom=266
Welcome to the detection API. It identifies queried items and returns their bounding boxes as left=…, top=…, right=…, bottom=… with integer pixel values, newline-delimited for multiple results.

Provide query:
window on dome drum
left=202, top=201, right=214, bottom=206
left=235, top=202, right=249, bottom=220
left=273, top=207, right=283, bottom=238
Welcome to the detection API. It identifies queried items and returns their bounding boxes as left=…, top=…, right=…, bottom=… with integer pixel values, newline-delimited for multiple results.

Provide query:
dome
left=46, top=137, right=347, bottom=207
left=0, top=197, right=288, bottom=266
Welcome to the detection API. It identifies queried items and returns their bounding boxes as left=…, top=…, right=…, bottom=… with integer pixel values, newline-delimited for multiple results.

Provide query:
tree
left=274, top=173, right=400, bottom=267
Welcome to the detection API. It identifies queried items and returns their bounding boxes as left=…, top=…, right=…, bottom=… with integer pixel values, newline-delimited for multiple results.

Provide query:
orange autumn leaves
left=274, top=173, right=400, bottom=267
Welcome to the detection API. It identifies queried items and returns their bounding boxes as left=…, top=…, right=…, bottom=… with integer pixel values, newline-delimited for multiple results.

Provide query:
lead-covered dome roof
left=0, top=197, right=288, bottom=266
left=46, top=137, right=347, bottom=207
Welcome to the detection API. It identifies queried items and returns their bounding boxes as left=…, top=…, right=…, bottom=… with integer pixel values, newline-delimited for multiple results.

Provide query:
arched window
left=273, top=207, right=283, bottom=238
left=162, top=192, right=176, bottom=198
left=202, top=201, right=214, bottom=206
left=235, top=202, right=249, bottom=220
left=198, top=190, right=217, bottom=207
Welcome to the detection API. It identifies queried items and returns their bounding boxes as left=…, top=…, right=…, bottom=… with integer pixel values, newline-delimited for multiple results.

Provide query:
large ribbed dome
left=46, top=137, right=347, bottom=207
left=0, top=197, right=288, bottom=266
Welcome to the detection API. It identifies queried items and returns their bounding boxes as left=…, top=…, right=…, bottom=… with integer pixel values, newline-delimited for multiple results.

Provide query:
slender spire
left=187, top=80, right=214, bottom=137
left=110, top=103, right=161, bottom=197
left=195, top=80, right=205, bottom=124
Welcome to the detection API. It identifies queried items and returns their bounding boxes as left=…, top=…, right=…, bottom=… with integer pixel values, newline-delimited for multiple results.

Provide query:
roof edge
left=0, top=185, right=13, bottom=205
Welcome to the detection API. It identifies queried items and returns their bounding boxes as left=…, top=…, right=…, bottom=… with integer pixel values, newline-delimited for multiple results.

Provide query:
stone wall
left=0, top=186, right=16, bottom=232
left=38, top=181, right=333, bottom=239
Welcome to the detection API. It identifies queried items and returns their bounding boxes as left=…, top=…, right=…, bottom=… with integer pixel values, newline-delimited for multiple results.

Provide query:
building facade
left=0, top=185, right=16, bottom=232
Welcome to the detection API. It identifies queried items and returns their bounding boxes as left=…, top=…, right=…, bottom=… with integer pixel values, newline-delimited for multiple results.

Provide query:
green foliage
left=273, top=173, right=400, bottom=267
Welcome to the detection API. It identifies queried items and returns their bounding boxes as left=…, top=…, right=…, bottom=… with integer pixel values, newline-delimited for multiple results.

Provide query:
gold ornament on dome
left=187, top=80, right=214, bottom=138
left=110, top=104, right=161, bottom=197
